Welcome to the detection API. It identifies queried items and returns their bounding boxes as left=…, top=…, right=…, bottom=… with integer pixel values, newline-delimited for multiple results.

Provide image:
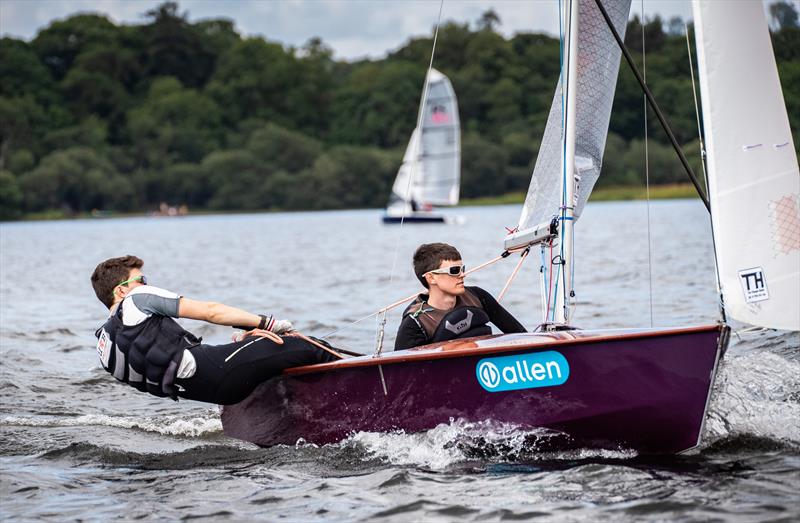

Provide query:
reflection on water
left=1, top=200, right=798, bottom=521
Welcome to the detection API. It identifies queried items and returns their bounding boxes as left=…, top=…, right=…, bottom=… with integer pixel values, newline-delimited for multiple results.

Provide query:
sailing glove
left=270, top=319, right=294, bottom=334
left=256, top=314, right=293, bottom=334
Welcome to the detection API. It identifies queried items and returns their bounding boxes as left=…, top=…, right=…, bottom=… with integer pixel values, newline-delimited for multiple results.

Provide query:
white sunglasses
left=426, top=264, right=466, bottom=276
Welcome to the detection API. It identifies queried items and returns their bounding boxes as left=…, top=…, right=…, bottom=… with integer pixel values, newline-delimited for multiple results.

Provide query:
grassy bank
left=8, top=184, right=702, bottom=221
left=460, top=183, right=700, bottom=206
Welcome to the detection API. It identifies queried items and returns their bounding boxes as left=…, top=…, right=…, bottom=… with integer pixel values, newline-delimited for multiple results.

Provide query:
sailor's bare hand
left=232, top=328, right=284, bottom=344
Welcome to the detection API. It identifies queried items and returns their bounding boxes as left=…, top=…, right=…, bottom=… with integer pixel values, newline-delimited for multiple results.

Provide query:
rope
left=389, top=0, right=445, bottom=242
left=378, top=0, right=446, bottom=356
left=539, top=245, right=548, bottom=322
left=642, top=0, right=654, bottom=328
left=320, top=251, right=510, bottom=340
left=547, top=240, right=555, bottom=321
left=292, top=332, right=346, bottom=360
left=498, top=248, right=530, bottom=302
left=553, top=0, right=568, bottom=324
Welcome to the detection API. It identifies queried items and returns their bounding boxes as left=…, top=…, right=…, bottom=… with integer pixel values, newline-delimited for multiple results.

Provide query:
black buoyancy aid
left=403, top=288, right=492, bottom=344
left=95, top=304, right=201, bottom=399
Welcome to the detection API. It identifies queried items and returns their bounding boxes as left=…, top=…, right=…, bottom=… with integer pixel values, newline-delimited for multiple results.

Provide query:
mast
left=554, top=0, right=579, bottom=325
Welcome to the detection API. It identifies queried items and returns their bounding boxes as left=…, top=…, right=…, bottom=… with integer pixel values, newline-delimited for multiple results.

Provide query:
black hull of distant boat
left=382, top=214, right=446, bottom=224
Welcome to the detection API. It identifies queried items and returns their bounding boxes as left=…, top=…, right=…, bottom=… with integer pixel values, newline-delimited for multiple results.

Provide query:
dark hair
left=413, top=243, right=462, bottom=288
left=91, top=255, right=143, bottom=308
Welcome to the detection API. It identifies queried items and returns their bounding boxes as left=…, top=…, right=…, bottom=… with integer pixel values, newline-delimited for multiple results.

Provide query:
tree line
left=1, top=1, right=798, bottom=219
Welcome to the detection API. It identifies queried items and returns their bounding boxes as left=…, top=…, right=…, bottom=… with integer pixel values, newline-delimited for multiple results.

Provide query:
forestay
left=693, top=0, right=800, bottom=331
left=391, top=68, right=460, bottom=207
left=514, top=0, right=631, bottom=236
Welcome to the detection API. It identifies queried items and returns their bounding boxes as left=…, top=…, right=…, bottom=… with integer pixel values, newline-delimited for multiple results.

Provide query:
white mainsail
left=390, top=68, right=460, bottom=208
left=509, top=0, right=632, bottom=246
left=693, top=0, right=800, bottom=331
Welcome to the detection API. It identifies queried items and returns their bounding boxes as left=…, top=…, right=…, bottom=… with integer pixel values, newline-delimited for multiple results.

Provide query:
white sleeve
left=122, top=286, right=181, bottom=325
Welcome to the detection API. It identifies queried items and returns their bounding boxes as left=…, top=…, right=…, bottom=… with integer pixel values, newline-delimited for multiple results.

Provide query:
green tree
left=598, top=133, right=636, bottom=187
left=770, top=1, right=800, bottom=30
left=194, top=19, right=240, bottom=58
left=6, top=149, right=35, bottom=175
left=290, top=146, right=394, bottom=209
left=246, top=123, right=322, bottom=173
left=329, top=61, right=423, bottom=147
left=19, top=147, right=131, bottom=213
left=60, top=68, right=128, bottom=118
left=127, top=77, right=223, bottom=168
left=477, top=9, right=501, bottom=32
left=0, top=170, right=24, bottom=219
left=159, top=162, right=214, bottom=208
left=0, top=39, right=67, bottom=163
left=141, top=2, right=216, bottom=88
left=777, top=60, right=800, bottom=153
left=207, top=38, right=303, bottom=129
left=460, top=134, right=508, bottom=198
left=0, top=95, right=48, bottom=169
left=43, top=117, right=108, bottom=151
left=32, top=14, right=121, bottom=80
left=0, top=38, right=57, bottom=100
left=203, top=149, right=263, bottom=210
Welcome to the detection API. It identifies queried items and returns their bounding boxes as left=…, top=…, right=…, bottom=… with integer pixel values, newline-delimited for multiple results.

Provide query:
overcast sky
left=0, top=0, right=783, bottom=61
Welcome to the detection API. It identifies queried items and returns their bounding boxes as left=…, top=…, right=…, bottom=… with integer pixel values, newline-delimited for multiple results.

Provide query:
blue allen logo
left=476, top=351, right=569, bottom=392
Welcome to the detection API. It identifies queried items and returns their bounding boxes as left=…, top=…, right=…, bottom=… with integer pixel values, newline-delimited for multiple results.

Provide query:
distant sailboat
left=222, top=0, right=798, bottom=454
left=383, top=68, right=461, bottom=224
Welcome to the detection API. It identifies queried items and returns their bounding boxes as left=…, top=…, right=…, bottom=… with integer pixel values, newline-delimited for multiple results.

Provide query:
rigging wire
left=553, top=0, right=567, bottom=323
left=379, top=0, right=445, bottom=355
left=498, top=248, right=530, bottom=302
left=320, top=251, right=510, bottom=342
left=684, top=20, right=727, bottom=323
left=684, top=21, right=709, bottom=195
left=539, top=245, right=548, bottom=321
left=642, top=0, right=655, bottom=328
left=387, top=0, right=445, bottom=286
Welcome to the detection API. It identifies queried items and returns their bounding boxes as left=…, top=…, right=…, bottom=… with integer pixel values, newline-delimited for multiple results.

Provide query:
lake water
left=1, top=200, right=798, bottom=521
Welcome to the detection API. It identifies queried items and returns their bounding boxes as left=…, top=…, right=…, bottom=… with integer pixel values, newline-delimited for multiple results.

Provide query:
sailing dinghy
left=383, top=68, right=461, bottom=224
left=222, top=0, right=798, bottom=454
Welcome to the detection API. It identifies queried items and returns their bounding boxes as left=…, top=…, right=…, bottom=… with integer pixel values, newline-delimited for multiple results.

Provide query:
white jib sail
left=507, top=0, right=631, bottom=249
left=391, top=68, right=461, bottom=207
left=694, top=0, right=800, bottom=331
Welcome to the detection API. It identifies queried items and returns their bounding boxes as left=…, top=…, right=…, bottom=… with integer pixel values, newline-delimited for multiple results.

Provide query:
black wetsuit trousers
left=175, top=336, right=336, bottom=405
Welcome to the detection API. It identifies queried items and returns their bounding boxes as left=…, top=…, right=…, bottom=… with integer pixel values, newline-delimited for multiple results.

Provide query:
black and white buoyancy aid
left=95, top=303, right=201, bottom=399
left=404, top=287, right=492, bottom=344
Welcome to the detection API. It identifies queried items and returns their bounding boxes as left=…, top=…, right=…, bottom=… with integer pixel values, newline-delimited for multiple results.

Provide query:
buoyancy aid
left=95, top=304, right=201, bottom=399
left=403, top=287, right=492, bottom=344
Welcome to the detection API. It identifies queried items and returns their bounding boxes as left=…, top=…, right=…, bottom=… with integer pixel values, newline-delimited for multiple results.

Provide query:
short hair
left=91, top=255, right=143, bottom=308
left=413, top=243, right=462, bottom=289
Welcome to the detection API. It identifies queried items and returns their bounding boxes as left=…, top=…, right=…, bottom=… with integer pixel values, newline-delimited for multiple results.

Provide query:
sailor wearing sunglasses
left=394, top=243, right=526, bottom=351
left=91, top=255, right=336, bottom=405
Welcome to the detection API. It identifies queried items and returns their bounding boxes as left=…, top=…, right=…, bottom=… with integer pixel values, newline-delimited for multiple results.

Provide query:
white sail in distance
left=513, top=0, right=631, bottom=239
left=391, top=68, right=461, bottom=207
left=693, top=0, right=800, bottom=331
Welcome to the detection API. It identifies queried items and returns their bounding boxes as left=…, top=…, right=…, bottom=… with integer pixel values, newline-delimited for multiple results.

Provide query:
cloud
left=1, top=0, right=698, bottom=61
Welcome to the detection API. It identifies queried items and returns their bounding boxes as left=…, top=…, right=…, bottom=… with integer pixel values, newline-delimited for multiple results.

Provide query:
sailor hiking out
left=91, top=255, right=336, bottom=405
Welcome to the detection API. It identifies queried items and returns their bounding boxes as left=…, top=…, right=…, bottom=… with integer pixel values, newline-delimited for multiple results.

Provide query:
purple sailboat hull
left=221, top=325, right=729, bottom=454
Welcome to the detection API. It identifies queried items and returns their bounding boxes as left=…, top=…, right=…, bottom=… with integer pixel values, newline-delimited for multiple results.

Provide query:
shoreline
left=460, top=183, right=700, bottom=206
left=4, top=184, right=701, bottom=222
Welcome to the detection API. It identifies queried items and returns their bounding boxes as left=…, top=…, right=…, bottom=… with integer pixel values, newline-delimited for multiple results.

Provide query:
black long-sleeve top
left=393, top=286, right=526, bottom=351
